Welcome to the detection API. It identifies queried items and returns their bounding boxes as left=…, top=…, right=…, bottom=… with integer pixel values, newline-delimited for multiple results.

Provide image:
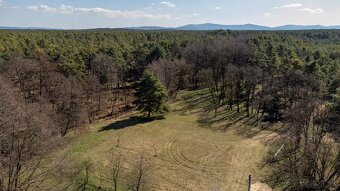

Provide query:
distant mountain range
left=1, top=23, right=340, bottom=31
left=128, top=23, right=340, bottom=31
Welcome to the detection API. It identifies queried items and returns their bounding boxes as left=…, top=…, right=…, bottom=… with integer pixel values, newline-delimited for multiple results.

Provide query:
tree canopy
left=134, top=72, right=168, bottom=118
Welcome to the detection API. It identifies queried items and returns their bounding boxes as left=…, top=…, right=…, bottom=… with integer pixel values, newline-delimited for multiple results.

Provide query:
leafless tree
left=243, top=66, right=261, bottom=116
left=3, top=53, right=57, bottom=102
left=183, top=41, right=207, bottom=89
left=148, top=58, right=186, bottom=98
left=83, top=73, right=102, bottom=124
left=90, top=53, right=119, bottom=90
left=110, top=152, right=124, bottom=191
left=90, top=53, right=130, bottom=117
left=270, top=99, right=340, bottom=190
left=127, top=154, right=152, bottom=191
left=54, top=76, right=86, bottom=136
left=0, top=76, right=60, bottom=191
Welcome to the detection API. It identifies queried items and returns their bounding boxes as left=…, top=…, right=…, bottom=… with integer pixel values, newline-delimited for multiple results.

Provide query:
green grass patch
left=50, top=90, right=279, bottom=190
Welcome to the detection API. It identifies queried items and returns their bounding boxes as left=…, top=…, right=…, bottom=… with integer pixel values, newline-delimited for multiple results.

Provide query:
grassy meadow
left=52, top=90, right=281, bottom=191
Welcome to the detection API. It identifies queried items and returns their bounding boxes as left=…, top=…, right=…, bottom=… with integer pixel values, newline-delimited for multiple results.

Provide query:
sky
left=0, top=0, right=339, bottom=29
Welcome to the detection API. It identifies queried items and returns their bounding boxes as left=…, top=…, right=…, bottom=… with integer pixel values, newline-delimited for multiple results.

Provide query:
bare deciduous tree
left=110, top=152, right=124, bottom=191
left=0, top=76, right=59, bottom=191
left=54, top=76, right=86, bottom=136
left=128, top=154, right=152, bottom=191
left=90, top=53, right=119, bottom=90
left=83, top=73, right=102, bottom=124
left=269, top=99, right=340, bottom=190
left=148, top=59, right=185, bottom=98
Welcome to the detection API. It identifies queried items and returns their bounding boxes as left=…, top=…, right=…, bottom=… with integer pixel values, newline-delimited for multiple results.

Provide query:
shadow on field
left=177, top=90, right=211, bottom=114
left=99, top=116, right=164, bottom=132
left=178, top=90, right=260, bottom=130
left=178, top=90, right=286, bottom=140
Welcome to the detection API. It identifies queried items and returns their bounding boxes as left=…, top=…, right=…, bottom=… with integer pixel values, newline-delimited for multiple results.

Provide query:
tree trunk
left=229, top=84, right=233, bottom=110
left=246, top=91, right=250, bottom=117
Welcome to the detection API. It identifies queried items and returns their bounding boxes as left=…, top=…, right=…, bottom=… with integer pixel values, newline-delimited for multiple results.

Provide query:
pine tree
left=134, top=72, right=168, bottom=118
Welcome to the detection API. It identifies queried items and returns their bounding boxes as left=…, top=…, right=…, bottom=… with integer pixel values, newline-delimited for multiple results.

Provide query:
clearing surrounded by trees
left=1, top=29, right=339, bottom=191
left=52, top=90, right=278, bottom=191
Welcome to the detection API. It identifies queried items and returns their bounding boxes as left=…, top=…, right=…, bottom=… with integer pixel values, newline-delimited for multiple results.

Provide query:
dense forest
left=0, top=29, right=340, bottom=190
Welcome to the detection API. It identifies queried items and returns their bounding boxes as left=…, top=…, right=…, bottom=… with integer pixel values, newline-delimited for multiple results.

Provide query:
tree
left=183, top=41, right=206, bottom=89
left=83, top=73, right=102, bottom=124
left=147, top=59, right=186, bottom=98
left=127, top=154, right=151, bottom=191
left=134, top=72, right=168, bottom=118
left=269, top=98, right=340, bottom=190
left=0, top=75, right=59, bottom=191
left=110, top=152, right=124, bottom=191
left=243, top=66, right=261, bottom=116
left=90, top=53, right=118, bottom=89
left=328, top=80, right=340, bottom=138
left=54, top=76, right=86, bottom=136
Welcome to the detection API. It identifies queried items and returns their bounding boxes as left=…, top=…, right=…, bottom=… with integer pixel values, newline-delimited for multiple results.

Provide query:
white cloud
left=27, top=4, right=171, bottom=19
left=28, top=5, right=58, bottom=13
left=275, top=3, right=303, bottom=9
left=214, top=6, right=221, bottom=10
left=300, top=8, right=323, bottom=14
left=160, top=1, right=176, bottom=8
left=0, top=0, right=4, bottom=6
left=273, top=3, right=323, bottom=14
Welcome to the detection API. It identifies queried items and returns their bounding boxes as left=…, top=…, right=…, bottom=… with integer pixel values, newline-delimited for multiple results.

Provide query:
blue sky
left=0, top=0, right=339, bottom=29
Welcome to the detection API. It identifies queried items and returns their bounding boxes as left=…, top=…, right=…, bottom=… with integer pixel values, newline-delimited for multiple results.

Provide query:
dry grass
left=52, top=90, right=279, bottom=190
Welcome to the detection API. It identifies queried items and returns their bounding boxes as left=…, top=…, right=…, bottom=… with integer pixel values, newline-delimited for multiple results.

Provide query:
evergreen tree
left=134, top=72, right=168, bottom=118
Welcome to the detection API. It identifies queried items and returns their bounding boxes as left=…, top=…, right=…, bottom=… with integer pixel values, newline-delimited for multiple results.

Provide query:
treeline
left=0, top=29, right=340, bottom=190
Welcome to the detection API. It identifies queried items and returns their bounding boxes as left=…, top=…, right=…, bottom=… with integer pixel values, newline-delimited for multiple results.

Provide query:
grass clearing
left=53, top=90, right=279, bottom=190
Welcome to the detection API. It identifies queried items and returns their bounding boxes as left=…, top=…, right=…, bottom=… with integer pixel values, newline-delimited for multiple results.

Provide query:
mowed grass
left=54, top=90, right=279, bottom=191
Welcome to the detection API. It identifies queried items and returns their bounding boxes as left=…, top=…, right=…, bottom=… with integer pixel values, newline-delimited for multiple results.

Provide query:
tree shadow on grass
left=177, top=90, right=287, bottom=141
left=176, top=90, right=211, bottom=114
left=98, top=116, right=165, bottom=132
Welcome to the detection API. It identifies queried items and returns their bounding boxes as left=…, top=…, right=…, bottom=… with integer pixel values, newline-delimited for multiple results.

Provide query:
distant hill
left=176, top=23, right=272, bottom=31
left=1, top=24, right=340, bottom=31
left=272, top=25, right=340, bottom=30
left=127, top=23, right=340, bottom=31
left=126, top=26, right=173, bottom=30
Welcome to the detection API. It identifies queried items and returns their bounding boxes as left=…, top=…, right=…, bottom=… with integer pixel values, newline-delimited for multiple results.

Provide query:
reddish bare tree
left=148, top=59, right=186, bottom=98
left=0, top=76, right=60, bottom=191
left=83, top=73, right=102, bottom=124
left=55, top=76, right=86, bottom=136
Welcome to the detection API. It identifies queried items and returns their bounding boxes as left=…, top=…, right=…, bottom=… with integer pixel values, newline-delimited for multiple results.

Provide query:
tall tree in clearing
left=134, top=72, right=168, bottom=118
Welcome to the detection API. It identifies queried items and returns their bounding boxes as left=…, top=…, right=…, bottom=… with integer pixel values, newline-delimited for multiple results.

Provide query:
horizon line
left=1, top=23, right=340, bottom=30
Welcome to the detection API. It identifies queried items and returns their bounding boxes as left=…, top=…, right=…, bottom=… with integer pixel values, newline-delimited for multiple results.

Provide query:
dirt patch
left=251, top=182, right=272, bottom=191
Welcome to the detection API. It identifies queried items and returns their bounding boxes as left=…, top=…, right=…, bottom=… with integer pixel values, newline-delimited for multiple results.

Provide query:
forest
left=0, top=29, right=340, bottom=190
